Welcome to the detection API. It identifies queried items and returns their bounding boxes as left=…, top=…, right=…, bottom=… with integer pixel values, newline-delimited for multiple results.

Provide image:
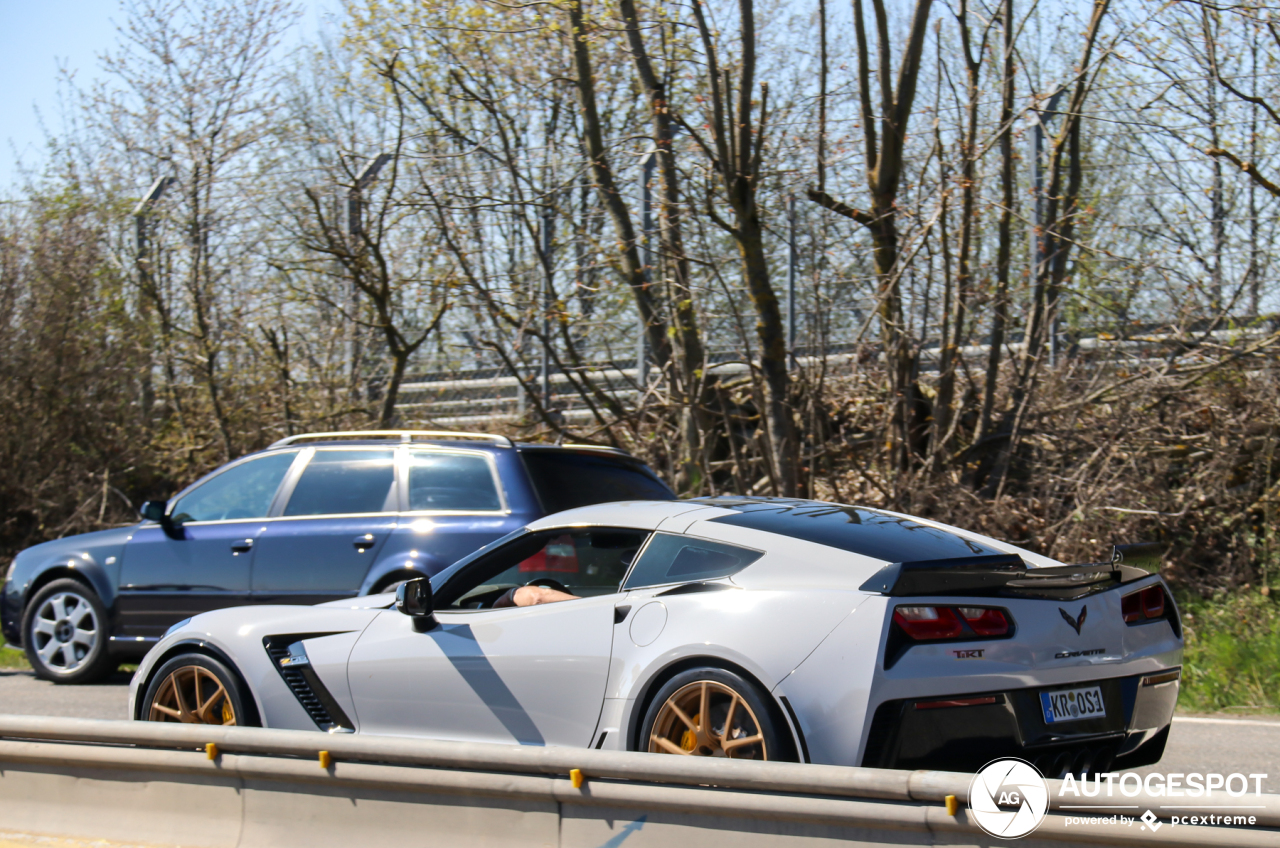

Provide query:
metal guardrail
left=0, top=715, right=1277, bottom=847
left=398, top=324, right=1280, bottom=426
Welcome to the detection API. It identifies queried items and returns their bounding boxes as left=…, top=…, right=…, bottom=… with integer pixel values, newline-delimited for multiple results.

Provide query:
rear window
left=623, top=533, right=763, bottom=589
left=709, top=502, right=998, bottom=563
left=407, top=450, right=501, bottom=511
left=520, top=450, right=675, bottom=514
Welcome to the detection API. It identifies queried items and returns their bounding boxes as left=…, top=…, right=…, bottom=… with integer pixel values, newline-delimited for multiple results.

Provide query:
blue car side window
left=170, top=452, right=296, bottom=523
left=622, top=533, right=763, bottom=590
left=284, top=450, right=397, bottom=516
left=407, top=450, right=501, bottom=511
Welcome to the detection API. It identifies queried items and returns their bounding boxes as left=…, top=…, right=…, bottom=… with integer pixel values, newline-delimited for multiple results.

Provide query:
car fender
left=5, top=526, right=137, bottom=639
left=609, top=587, right=864, bottom=750
left=131, top=605, right=384, bottom=730
left=770, top=594, right=888, bottom=766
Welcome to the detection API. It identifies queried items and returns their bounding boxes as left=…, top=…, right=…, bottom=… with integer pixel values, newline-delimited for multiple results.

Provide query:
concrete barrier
left=0, top=715, right=1275, bottom=847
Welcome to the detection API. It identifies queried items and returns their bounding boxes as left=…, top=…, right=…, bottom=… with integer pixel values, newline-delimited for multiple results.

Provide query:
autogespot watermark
left=968, top=758, right=1270, bottom=839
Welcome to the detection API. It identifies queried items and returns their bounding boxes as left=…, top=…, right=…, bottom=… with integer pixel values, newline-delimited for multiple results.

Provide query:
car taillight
left=958, top=606, right=1010, bottom=637
left=1142, top=585, right=1165, bottom=618
left=893, top=606, right=964, bottom=640
left=1121, top=591, right=1142, bottom=623
left=892, top=605, right=1012, bottom=640
left=1121, top=585, right=1167, bottom=624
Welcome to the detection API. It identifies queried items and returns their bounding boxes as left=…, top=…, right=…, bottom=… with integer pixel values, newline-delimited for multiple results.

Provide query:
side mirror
left=140, top=500, right=183, bottom=539
left=396, top=579, right=437, bottom=632
left=139, top=501, right=167, bottom=522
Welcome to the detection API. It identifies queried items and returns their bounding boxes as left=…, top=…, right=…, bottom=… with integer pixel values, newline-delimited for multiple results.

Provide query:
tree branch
left=804, top=187, right=875, bottom=225
left=1205, top=146, right=1280, bottom=198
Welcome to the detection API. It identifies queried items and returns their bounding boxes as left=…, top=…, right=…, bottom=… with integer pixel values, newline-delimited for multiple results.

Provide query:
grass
left=1176, top=587, right=1280, bottom=715
left=0, top=634, right=30, bottom=670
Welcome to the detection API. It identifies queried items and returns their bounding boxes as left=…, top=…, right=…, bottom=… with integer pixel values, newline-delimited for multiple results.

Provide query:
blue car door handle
left=230, top=539, right=253, bottom=554
left=353, top=534, right=376, bottom=552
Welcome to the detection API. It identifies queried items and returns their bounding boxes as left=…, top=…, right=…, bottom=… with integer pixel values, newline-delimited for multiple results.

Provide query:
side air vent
left=263, top=635, right=355, bottom=733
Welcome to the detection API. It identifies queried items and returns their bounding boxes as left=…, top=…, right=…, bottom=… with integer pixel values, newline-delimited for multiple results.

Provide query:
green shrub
left=1177, top=589, right=1280, bottom=714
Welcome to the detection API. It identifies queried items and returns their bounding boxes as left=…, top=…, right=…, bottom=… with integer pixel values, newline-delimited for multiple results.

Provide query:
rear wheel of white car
left=21, top=579, right=114, bottom=684
left=142, top=653, right=252, bottom=726
left=641, top=667, right=784, bottom=761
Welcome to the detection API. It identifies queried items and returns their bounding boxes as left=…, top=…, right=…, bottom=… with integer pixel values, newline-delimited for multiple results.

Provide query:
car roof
left=527, top=496, right=1060, bottom=575
left=261, top=430, right=637, bottom=458
left=525, top=500, right=713, bottom=532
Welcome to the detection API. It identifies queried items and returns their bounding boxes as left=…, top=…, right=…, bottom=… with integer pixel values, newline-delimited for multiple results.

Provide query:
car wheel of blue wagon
left=21, top=579, right=115, bottom=684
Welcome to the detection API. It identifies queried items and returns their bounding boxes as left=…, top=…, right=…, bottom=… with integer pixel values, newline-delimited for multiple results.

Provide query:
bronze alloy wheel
left=147, top=665, right=237, bottom=725
left=648, top=679, right=767, bottom=759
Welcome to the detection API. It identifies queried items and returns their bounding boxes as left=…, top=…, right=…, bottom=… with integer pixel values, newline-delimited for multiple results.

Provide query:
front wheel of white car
left=141, top=653, right=255, bottom=726
left=21, top=579, right=114, bottom=684
left=640, top=667, right=786, bottom=761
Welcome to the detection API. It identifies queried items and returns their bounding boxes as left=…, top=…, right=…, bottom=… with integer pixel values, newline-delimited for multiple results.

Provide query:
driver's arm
left=493, top=585, right=579, bottom=608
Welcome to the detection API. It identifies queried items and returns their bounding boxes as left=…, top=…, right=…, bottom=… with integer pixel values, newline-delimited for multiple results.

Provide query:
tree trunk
left=806, top=0, right=934, bottom=470
left=986, top=0, right=1111, bottom=497
left=690, top=0, right=798, bottom=495
left=931, top=0, right=982, bottom=470
left=567, top=0, right=670, bottom=371
left=619, top=0, right=709, bottom=492
left=977, top=0, right=1016, bottom=445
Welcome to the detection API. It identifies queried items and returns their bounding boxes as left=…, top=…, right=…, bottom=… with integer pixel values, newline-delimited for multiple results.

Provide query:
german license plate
left=1040, top=686, right=1106, bottom=724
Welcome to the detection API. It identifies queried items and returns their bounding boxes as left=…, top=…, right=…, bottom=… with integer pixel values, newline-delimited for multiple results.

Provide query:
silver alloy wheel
left=29, top=591, right=99, bottom=674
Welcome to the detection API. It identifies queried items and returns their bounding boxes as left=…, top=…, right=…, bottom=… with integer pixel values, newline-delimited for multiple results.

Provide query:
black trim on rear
left=861, top=669, right=1179, bottom=776
left=861, top=557, right=1156, bottom=601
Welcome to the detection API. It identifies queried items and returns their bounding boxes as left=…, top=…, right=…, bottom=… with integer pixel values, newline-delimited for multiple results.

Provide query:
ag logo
left=968, top=758, right=1050, bottom=839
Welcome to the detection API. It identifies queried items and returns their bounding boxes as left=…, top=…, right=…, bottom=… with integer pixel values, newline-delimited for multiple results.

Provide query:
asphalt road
left=0, top=669, right=133, bottom=720
left=0, top=668, right=1275, bottom=790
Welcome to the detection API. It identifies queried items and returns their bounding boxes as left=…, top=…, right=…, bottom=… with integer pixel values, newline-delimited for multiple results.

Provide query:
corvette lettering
left=1055, top=648, right=1106, bottom=659
left=953, top=649, right=984, bottom=659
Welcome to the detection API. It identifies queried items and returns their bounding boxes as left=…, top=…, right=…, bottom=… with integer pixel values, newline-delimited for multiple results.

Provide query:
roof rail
left=268, top=430, right=515, bottom=449
left=558, top=442, right=631, bottom=456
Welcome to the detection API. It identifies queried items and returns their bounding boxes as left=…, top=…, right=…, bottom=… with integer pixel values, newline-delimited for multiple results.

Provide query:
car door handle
left=353, top=534, right=376, bottom=552
left=231, top=539, right=253, bottom=554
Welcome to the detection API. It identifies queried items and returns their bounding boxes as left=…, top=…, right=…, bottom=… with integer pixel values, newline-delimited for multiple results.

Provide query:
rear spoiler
left=860, top=543, right=1165, bottom=599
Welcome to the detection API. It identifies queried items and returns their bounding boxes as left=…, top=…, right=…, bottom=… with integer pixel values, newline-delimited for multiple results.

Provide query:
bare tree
left=95, top=0, right=299, bottom=461
left=277, top=58, right=451, bottom=427
left=617, top=0, right=711, bottom=490
left=985, top=0, right=1113, bottom=496
left=686, top=0, right=797, bottom=496
left=806, top=0, right=935, bottom=469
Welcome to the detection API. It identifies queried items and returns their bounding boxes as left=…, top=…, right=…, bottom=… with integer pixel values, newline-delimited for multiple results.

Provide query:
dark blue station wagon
left=1, top=431, right=675, bottom=683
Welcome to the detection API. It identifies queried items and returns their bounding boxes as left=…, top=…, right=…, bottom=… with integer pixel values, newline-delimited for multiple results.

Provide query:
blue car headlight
left=164, top=617, right=192, bottom=637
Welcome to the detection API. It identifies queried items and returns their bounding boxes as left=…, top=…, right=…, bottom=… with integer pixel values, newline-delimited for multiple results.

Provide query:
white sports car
left=129, top=497, right=1183, bottom=777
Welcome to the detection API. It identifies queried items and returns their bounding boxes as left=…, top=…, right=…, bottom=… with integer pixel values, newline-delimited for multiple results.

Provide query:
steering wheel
left=525, top=577, right=569, bottom=593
